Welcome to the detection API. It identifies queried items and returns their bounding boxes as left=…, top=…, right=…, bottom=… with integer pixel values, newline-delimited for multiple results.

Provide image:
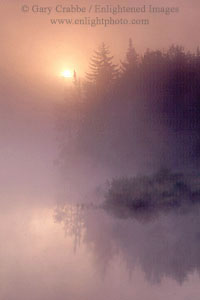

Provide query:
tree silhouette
left=57, top=42, right=200, bottom=174
left=86, top=43, right=119, bottom=87
left=121, top=38, right=138, bottom=74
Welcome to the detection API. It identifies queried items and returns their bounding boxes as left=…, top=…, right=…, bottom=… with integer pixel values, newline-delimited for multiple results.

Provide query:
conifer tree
left=196, top=46, right=200, bottom=57
left=86, top=43, right=119, bottom=86
left=121, top=38, right=138, bottom=74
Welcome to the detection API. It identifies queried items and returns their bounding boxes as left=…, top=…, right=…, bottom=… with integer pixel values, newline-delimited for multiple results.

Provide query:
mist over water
left=55, top=203, right=200, bottom=283
left=1, top=37, right=200, bottom=300
left=0, top=80, right=58, bottom=200
left=1, top=199, right=200, bottom=300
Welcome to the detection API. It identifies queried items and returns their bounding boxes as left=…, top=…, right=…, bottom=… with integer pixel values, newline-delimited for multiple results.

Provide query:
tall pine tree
left=121, top=38, right=138, bottom=74
left=86, top=43, right=119, bottom=86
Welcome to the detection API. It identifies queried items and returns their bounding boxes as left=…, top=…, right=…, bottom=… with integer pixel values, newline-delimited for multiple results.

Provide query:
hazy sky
left=1, top=0, right=200, bottom=93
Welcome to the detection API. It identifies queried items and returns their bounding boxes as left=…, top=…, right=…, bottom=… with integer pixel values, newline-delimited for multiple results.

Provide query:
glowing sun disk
left=61, top=70, right=73, bottom=78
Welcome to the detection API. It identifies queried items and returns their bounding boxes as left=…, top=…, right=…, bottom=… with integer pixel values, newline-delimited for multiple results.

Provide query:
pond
left=1, top=195, right=200, bottom=300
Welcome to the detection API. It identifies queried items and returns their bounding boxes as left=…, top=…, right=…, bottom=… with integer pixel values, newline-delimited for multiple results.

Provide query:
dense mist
left=1, top=1, right=200, bottom=299
left=0, top=78, right=59, bottom=202
left=57, top=43, right=200, bottom=201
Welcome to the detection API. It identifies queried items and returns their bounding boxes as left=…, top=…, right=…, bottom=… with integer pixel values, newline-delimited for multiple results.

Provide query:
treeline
left=103, top=168, right=200, bottom=219
left=57, top=41, right=200, bottom=174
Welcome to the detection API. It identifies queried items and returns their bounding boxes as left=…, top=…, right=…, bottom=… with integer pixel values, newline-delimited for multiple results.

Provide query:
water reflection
left=1, top=198, right=200, bottom=300
left=54, top=204, right=85, bottom=252
left=55, top=202, right=200, bottom=284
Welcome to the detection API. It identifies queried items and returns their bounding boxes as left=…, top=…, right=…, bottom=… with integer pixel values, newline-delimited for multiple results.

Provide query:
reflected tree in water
left=54, top=201, right=200, bottom=284
left=54, top=204, right=85, bottom=253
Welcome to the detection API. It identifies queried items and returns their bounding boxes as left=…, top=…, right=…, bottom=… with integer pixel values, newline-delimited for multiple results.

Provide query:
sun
left=61, top=69, right=73, bottom=78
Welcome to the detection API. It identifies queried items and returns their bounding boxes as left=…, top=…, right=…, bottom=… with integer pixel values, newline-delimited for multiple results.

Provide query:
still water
left=1, top=195, right=200, bottom=300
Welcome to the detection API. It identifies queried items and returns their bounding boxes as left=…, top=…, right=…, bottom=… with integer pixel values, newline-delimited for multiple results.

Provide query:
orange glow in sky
left=1, top=0, right=200, bottom=100
left=61, top=70, right=73, bottom=78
